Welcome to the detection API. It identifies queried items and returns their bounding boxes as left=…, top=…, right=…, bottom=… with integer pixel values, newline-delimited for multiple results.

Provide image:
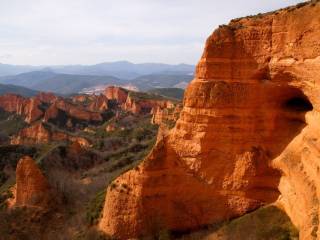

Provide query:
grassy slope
left=179, top=205, right=299, bottom=240
left=148, top=88, right=185, bottom=100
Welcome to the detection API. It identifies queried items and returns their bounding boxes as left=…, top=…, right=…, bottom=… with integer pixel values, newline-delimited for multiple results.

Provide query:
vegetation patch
left=179, top=205, right=299, bottom=240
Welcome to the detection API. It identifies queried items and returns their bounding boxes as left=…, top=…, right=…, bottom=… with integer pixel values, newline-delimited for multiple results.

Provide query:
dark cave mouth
left=283, top=94, right=313, bottom=112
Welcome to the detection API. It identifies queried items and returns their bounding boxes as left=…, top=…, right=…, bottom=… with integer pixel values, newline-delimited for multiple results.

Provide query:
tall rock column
left=15, top=156, right=51, bottom=208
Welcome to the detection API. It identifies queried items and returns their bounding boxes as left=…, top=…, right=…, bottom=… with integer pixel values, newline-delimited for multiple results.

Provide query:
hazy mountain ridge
left=0, top=61, right=195, bottom=79
left=0, top=71, right=125, bottom=95
left=0, top=70, right=194, bottom=95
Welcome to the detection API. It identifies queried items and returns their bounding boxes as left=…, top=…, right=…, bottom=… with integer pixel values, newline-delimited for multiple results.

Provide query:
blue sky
left=0, top=0, right=304, bottom=65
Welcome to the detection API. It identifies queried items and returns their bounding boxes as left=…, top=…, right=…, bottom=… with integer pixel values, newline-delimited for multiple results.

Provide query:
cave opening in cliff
left=283, top=91, right=313, bottom=112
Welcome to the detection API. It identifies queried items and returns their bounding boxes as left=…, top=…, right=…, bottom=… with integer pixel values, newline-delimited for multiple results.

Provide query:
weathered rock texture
left=15, top=156, right=51, bottom=207
left=44, top=99, right=103, bottom=123
left=36, top=92, right=57, bottom=104
left=11, top=122, right=90, bottom=147
left=151, top=104, right=182, bottom=125
left=99, top=2, right=320, bottom=239
left=124, top=94, right=175, bottom=114
left=0, top=94, right=43, bottom=123
left=104, top=86, right=128, bottom=104
left=72, top=94, right=109, bottom=112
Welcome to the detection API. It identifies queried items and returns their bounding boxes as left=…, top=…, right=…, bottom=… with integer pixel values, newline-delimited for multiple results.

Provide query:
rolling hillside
left=0, top=83, right=39, bottom=97
left=129, top=74, right=193, bottom=91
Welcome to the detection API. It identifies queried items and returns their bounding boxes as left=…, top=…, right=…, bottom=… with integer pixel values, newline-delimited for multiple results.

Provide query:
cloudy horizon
left=0, top=0, right=304, bottom=66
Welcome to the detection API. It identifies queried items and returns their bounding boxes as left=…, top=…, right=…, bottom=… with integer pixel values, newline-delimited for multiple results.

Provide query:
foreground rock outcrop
left=99, top=2, right=320, bottom=239
left=15, top=156, right=51, bottom=208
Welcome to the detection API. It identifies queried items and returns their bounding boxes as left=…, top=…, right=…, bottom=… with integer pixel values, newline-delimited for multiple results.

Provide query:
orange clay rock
left=11, top=122, right=90, bottom=147
left=151, top=104, right=182, bottom=125
left=87, top=94, right=109, bottom=112
left=15, top=156, right=51, bottom=207
left=99, top=2, right=320, bottom=239
left=44, top=98, right=102, bottom=123
left=71, top=94, right=109, bottom=112
left=104, top=86, right=128, bottom=104
left=36, top=92, right=57, bottom=103
left=124, top=93, right=176, bottom=114
left=0, top=94, right=43, bottom=123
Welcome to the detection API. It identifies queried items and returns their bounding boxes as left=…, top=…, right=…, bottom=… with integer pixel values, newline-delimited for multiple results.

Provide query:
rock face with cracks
left=99, top=2, right=320, bottom=239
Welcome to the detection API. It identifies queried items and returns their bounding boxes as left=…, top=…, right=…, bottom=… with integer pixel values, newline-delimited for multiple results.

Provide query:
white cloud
left=0, top=0, right=304, bottom=65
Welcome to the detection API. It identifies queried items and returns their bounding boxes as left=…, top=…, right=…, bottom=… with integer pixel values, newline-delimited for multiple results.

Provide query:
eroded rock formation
left=123, top=92, right=176, bottom=114
left=15, top=156, right=51, bottom=207
left=151, top=104, right=182, bottom=125
left=11, top=122, right=90, bottom=147
left=99, top=2, right=320, bottom=239
left=0, top=94, right=43, bottom=123
left=36, top=92, right=57, bottom=104
left=44, top=99, right=103, bottom=124
left=72, top=94, right=109, bottom=112
left=104, top=86, right=128, bottom=104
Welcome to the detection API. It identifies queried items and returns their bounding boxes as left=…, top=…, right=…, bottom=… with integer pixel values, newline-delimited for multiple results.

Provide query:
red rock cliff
left=15, top=156, right=51, bottom=207
left=44, top=99, right=102, bottom=123
left=99, top=2, right=320, bottom=239
left=0, top=94, right=43, bottom=123
left=124, top=93, right=176, bottom=114
left=36, top=92, right=57, bottom=103
left=11, top=122, right=90, bottom=147
left=104, top=86, right=128, bottom=104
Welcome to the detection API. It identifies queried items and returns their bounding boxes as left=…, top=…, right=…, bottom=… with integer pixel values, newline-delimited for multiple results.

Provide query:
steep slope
left=99, top=2, right=320, bottom=239
left=148, top=88, right=185, bottom=100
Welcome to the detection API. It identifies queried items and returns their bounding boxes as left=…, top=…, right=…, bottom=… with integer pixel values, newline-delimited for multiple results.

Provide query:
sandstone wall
left=99, top=2, right=320, bottom=239
left=0, top=94, right=43, bottom=123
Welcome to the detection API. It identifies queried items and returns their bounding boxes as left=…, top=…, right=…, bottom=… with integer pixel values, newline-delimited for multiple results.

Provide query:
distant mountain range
left=50, top=61, right=195, bottom=79
left=0, top=71, right=125, bottom=95
left=0, top=61, right=195, bottom=95
left=0, top=61, right=194, bottom=79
